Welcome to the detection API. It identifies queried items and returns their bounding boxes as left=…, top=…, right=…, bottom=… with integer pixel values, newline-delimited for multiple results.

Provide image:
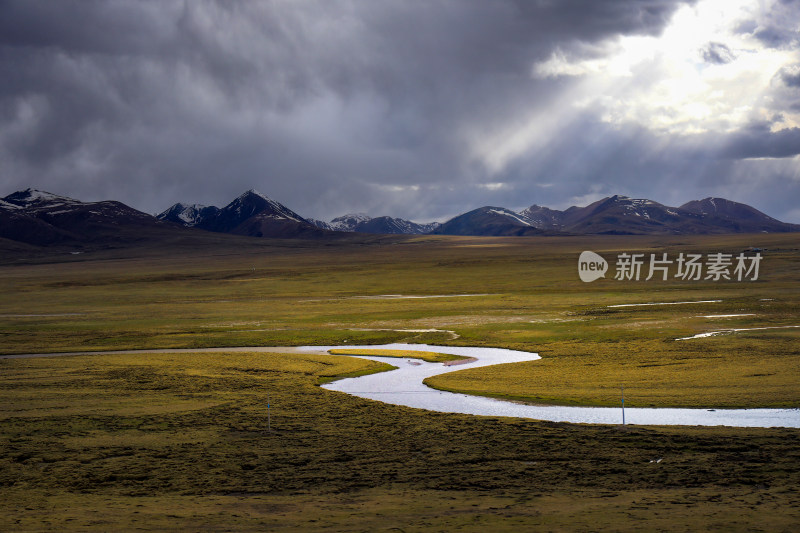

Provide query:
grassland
left=1, top=232, right=799, bottom=529
left=1, top=232, right=797, bottom=407
left=2, top=349, right=799, bottom=531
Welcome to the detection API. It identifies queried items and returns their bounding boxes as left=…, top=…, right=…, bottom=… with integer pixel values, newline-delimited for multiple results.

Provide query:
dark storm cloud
left=1, top=0, right=798, bottom=224
left=780, top=66, right=800, bottom=86
left=701, top=42, right=735, bottom=64
left=0, top=0, right=171, bottom=54
left=722, top=123, right=800, bottom=159
left=756, top=27, right=798, bottom=48
left=462, top=115, right=800, bottom=225
left=746, top=0, right=800, bottom=49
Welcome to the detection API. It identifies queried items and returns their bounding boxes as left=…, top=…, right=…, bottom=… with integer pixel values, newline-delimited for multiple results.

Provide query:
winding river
left=304, top=343, right=800, bottom=428
left=4, top=343, right=798, bottom=428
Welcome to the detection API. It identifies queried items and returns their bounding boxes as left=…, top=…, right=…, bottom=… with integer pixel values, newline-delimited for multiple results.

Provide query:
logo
left=578, top=251, right=608, bottom=282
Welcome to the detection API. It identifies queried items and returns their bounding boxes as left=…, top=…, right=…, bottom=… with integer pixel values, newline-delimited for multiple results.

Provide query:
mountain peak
left=328, top=213, right=372, bottom=231
left=432, top=205, right=542, bottom=236
left=332, top=213, right=371, bottom=222
left=3, top=188, right=79, bottom=207
left=678, top=197, right=778, bottom=223
left=519, top=204, right=565, bottom=229
left=237, top=189, right=271, bottom=201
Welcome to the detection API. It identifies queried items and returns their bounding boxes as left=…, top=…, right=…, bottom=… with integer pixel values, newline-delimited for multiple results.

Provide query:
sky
left=1, top=0, right=799, bottom=223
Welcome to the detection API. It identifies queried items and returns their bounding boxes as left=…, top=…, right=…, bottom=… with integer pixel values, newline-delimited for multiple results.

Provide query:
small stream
left=304, top=343, right=800, bottom=428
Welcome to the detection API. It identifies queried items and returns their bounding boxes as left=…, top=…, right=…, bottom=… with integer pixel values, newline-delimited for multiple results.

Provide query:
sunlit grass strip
left=317, top=361, right=397, bottom=384
left=328, top=348, right=469, bottom=363
left=425, top=334, right=800, bottom=409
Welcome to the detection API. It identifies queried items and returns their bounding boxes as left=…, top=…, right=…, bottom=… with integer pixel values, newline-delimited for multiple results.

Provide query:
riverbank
left=314, top=343, right=800, bottom=428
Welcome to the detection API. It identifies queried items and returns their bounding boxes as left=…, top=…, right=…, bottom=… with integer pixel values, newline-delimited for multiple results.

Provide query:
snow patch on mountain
left=329, top=213, right=372, bottom=231
left=3, top=188, right=81, bottom=209
left=315, top=213, right=440, bottom=234
left=177, top=205, right=207, bottom=224
left=0, top=199, right=22, bottom=210
left=157, top=203, right=219, bottom=227
left=418, top=221, right=441, bottom=233
left=308, top=218, right=334, bottom=231
left=488, top=208, right=532, bottom=226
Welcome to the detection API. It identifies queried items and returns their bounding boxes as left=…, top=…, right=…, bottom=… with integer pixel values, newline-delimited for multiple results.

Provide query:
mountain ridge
left=514, top=195, right=799, bottom=235
left=431, top=206, right=544, bottom=236
left=309, top=213, right=440, bottom=235
left=2, top=188, right=798, bottom=250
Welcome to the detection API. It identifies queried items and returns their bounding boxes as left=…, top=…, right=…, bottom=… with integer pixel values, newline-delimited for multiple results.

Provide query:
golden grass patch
left=427, top=335, right=800, bottom=408
left=329, top=348, right=467, bottom=362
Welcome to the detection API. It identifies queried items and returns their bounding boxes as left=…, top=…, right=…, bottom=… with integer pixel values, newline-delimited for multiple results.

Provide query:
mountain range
left=433, top=195, right=800, bottom=236
left=1, top=188, right=798, bottom=250
left=159, top=191, right=441, bottom=236
left=506, top=195, right=799, bottom=236
left=158, top=190, right=329, bottom=239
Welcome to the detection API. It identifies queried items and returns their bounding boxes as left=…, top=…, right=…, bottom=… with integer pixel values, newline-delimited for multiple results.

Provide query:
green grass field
left=1, top=233, right=799, bottom=530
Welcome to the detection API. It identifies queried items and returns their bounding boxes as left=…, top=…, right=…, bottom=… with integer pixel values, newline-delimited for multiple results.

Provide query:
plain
left=1, top=232, right=798, bottom=530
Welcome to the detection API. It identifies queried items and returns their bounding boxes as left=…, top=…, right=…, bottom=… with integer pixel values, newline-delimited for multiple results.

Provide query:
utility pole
left=267, top=392, right=271, bottom=433
left=621, top=386, right=625, bottom=425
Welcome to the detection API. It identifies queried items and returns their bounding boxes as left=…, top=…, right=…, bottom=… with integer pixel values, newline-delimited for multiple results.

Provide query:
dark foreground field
left=1, top=233, right=799, bottom=530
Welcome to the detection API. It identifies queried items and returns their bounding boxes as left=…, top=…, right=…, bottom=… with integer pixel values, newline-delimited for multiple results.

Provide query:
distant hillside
left=677, top=197, right=797, bottom=233
left=517, top=204, right=565, bottom=230
left=431, top=207, right=543, bottom=236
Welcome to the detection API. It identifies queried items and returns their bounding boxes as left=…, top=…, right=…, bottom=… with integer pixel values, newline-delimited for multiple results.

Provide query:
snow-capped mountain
left=310, top=213, right=440, bottom=234
left=332, top=213, right=372, bottom=232
left=431, top=206, right=543, bottom=236
left=158, top=189, right=325, bottom=238
left=358, top=216, right=440, bottom=234
left=430, top=195, right=798, bottom=236
left=517, top=204, right=565, bottom=230
left=198, top=189, right=310, bottom=233
left=3, top=189, right=81, bottom=209
left=0, top=188, right=172, bottom=246
left=157, top=203, right=221, bottom=227
left=513, top=195, right=800, bottom=235
left=554, top=195, right=692, bottom=234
